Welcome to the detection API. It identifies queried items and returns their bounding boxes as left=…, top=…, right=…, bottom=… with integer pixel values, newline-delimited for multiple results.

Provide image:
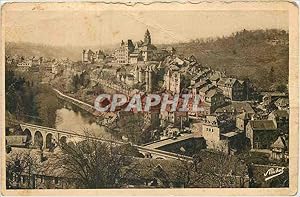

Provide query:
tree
left=6, top=149, right=42, bottom=189
left=36, top=86, right=59, bottom=127
left=173, top=150, right=249, bottom=188
left=276, top=84, right=287, bottom=93
left=54, top=133, right=133, bottom=188
left=116, top=112, right=149, bottom=145
left=72, top=74, right=80, bottom=92
left=268, top=67, right=275, bottom=83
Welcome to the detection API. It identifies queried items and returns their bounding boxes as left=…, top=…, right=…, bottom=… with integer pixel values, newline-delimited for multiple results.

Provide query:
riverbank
left=53, top=88, right=118, bottom=130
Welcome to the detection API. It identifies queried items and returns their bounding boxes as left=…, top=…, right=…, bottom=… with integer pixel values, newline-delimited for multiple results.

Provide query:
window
left=55, top=177, right=59, bottom=184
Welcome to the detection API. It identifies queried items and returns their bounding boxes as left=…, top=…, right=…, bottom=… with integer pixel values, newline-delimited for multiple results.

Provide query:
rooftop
left=249, top=120, right=277, bottom=130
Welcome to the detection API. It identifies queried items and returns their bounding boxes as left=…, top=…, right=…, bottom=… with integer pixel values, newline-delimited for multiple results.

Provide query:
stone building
left=245, top=120, right=278, bottom=150
left=189, top=83, right=226, bottom=117
left=202, top=115, right=243, bottom=154
left=82, top=49, right=105, bottom=63
left=270, top=135, right=288, bottom=161
left=164, top=68, right=181, bottom=94
left=82, top=49, right=95, bottom=63
left=114, top=40, right=135, bottom=64
left=236, top=112, right=252, bottom=131
left=116, top=63, right=156, bottom=92
left=17, top=61, right=32, bottom=72
left=268, top=109, right=289, bottom=129
left=114, top=29, right=157, bottom=64
left=217, top=78, right=245, bottom=101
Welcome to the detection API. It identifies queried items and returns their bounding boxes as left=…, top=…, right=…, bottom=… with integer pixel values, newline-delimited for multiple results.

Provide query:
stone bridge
left=19, top=123, right=192, bottom=161
left=20, top=123, right=123, bottom=150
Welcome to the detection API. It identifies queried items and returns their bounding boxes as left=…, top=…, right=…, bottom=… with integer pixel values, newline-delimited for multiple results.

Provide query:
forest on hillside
left=160, top=29, right=289, bottom=91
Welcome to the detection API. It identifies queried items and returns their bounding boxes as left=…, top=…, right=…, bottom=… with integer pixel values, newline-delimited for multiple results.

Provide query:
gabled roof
left=221, top=131, right=240, bottom=138
left=87, top=49, right=95, bottom=55
left=209, top=73, right=221, bottom=81
left=206, top=88, right=220, bottom=98
left=194, top=81, right=208, bottom=88
left=199, top=84, right=216, bottom=94
left=269, top=110, right=289, bottom=119
left=215, top=102, right=255, bottom=114
left=274, top=98, right=289, bottom=107
left=217, top=77, right=239, bottom=87
left=271, top=136, right=288, bottom=149
left=249, top=120, right=277, bottom=130
left=236, top=112, right=252, bottom=120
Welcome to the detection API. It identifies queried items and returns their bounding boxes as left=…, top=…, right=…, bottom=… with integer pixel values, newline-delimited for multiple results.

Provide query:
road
left=143, top=133, right=196, bottom=149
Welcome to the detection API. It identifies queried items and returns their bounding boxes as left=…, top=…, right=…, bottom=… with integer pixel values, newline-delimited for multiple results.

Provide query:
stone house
left=115, top=39, right=135, bottom=64
left=270, top=135, right=288, bottom=161
left=236, top=112, right=252, bottom=131
left=204, top=88, right=226, bottom=112
left=189, top=85, right=225, bottom=117
left=268, top=109, right=289, bottom=130
left=17, top=61, right=32, bottom=72
left=202, top=115, right=242, bottom=153
left=82, top=49, right=96, bottom=63
left=246, top=120, right=278, bottom=150
left=217, top=78, right=245, bottom=101
left=163, top=68, right=181, bottom=94
left=274, top=98, right=289, bottom=110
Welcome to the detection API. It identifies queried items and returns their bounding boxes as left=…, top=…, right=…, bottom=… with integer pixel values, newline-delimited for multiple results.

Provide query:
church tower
left=144, top=29, right=151, bottom=45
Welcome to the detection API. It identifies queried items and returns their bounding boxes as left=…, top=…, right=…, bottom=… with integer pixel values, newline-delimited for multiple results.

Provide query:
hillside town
left=5, top=29, right=289, bottom=189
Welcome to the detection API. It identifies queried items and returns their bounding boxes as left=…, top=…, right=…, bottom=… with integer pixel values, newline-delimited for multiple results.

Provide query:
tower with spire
left=144, top=29, right=151, bottom=46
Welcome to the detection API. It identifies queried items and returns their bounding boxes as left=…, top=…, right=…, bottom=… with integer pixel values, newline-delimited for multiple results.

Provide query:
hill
left=5, top=42, right=117, bottom=61
left=159, top=29, right=289, bottom=91
left=5, top=42, right=82, bottom=61
left=6, top=29, right=288, bottom=91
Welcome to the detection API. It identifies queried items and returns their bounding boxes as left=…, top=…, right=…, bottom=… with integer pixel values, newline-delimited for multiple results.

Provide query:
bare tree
left=53, top=131, right=134, bottom=188
left=173, top=150, right=249, bottom=188
left=6, top=149, right=43, bottom=189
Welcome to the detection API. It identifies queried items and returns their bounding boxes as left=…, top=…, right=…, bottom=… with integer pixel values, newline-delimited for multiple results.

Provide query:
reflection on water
left=55, top=103, right=114, bottom=139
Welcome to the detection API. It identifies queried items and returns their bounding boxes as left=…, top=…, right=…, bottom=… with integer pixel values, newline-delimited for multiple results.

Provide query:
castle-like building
left=82, top=49, right=105, bottom=63
left=114, top=29, right=157, bottom=64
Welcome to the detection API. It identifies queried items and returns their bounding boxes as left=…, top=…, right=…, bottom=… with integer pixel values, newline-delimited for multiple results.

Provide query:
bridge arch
left=45, top=133, right=54, bottom=149
left=59, top=136, right=67, bottom=145
left=34, top=131, right=43, bottom=149
left=23, top=128, right=32, bottom=144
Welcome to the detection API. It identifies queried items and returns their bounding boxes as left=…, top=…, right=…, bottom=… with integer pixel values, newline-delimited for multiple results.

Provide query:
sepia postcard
left=0, top=1, right=299, bottom=196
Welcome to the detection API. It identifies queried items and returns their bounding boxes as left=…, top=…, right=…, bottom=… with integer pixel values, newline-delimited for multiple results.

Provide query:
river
left=55, top=102, right=114, bottom=139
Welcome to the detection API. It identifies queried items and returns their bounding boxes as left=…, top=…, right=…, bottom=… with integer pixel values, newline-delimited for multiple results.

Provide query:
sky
left=5, top=10, right=288, bottom=47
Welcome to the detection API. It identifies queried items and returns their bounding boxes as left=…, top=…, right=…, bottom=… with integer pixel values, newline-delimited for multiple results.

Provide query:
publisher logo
left=264, top=167, right=285, bottom=181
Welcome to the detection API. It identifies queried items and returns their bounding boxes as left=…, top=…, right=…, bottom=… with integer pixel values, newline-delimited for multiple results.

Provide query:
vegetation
left=6, top=149, right=43, bottom=189
left=116, top=112, right=151, bottom=145
left=173, top=150, right=248, bottom=188
left=56, top=137, right=134, bottom=188
left=70, top=71, right=91, bottom=93
left=160, top=29, right=288, bottom=91
left=5, top=70, right=59, bottom=127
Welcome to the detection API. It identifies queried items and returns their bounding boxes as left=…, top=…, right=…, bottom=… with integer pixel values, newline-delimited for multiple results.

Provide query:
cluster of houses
left=199, top=93, right=288, bottom=160
left=78, top=29, right=289, bottom=163
left=5, top=55, right=70, bottom=75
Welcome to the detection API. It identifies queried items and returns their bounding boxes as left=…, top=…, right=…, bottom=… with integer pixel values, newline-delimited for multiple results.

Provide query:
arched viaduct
left=19, top=123, right=192, bottom=161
